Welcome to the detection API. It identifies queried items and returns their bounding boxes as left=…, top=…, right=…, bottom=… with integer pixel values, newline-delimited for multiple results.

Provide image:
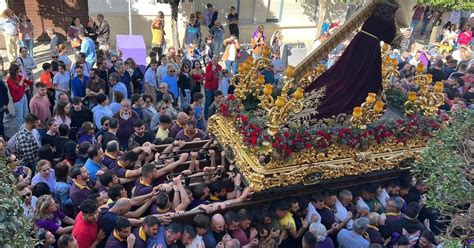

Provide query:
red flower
left=251, top=136, right=257, bottom=146
left=228, top=95, right=235, bottom=101
left=285, top=149, right=292, bottom=157
left=240, top=114, right=248, bottom=123
left=305, top=143, right=312, bottom=149
left=283, top=132, right=290, bottom=138
left=273, top=142, right=279, bottom=148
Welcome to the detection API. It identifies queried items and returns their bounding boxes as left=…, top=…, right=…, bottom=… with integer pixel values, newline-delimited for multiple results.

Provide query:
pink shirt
left=29, top=94, right=51, bottom=123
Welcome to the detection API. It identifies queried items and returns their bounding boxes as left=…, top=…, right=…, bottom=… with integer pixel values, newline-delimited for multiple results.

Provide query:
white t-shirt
left=305, top=202, right=322, bottom=224
left=228, top=44, right=236, bottom=61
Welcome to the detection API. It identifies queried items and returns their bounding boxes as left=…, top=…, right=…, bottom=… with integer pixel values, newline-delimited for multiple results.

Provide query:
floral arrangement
left=218, top=95, right=445, bottom=159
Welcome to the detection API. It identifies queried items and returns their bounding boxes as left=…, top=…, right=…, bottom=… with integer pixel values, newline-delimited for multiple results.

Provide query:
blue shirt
left=109, top=102, right=122, bottom=115
left=144, top=68, right=158, bottom=87
left=71, top=75, right=89, bottom=98
left=193, top=104, right=204, bottom=129
left=337, top=229, right=370, bottom=248
left=80, top=37, right=97, bottom=66
left=162, top=74, right=178, bottom=100
left=92, top=104, right=113, bottom=129
left=54, top=181, right=73, bottom=207
left=84, top=158, right=101, bottom=182
left=112, top=82, right=128, bottom=101
left=120, top=73, right=132, bottom=98
left=148, top=226, right=167, bottom=248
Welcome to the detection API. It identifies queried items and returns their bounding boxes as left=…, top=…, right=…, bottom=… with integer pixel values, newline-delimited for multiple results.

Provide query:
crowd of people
left=0, top=3, right=472, bottom=248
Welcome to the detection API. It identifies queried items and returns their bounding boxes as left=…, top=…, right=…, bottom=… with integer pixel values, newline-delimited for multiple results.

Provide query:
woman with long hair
left=67, top=17, right=84, bottom=50
left=34, top=194, right=74, bottom=235
left=54, top=161, right=73, bottom=215
left=6, top=64, right=33, bottom=131
left=53, top=101, right=71, bottom=127
left=56, top=44, right=72, bottom=70
left=190, top=60, right=205, bottom=102
left=151, top=11, right=166, bottom=57
left=77, top=121, right=97, bottom=145
left=458, top=25, right=472, bottom=47
left=17, top=13, right=34, bottom=56
left=178, top=62, right=192, bottom=110
left=125, top=57, right=144, bottom=94
left=52, top=62, right=70, bottom=100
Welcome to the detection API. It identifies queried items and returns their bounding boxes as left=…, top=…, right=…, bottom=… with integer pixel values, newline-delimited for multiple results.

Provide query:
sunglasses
left=21, top=192, right=31, bottom=199
left=161, top=106, right=169, bottom=110
left=169, top=70, right=175, bottom=73
left=52, top=56, right=58, bottom=58
left=111, top=61, right=117, bottom=63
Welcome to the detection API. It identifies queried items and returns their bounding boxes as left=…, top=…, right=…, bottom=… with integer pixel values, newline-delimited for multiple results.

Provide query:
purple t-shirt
left=317, top=237, right=335, bottom=248
left=35, top=209, right=65, bottom=233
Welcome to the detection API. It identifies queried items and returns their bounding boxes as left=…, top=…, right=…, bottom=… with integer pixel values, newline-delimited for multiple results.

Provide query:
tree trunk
left=315, top=0, right=328, bottom=40
left=171, top=1, right=181, bottom=50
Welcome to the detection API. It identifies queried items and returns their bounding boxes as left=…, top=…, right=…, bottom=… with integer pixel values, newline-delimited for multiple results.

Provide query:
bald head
left=211, top=213, right=225, bottom=233
left=113, top=198, right=132, bottom=214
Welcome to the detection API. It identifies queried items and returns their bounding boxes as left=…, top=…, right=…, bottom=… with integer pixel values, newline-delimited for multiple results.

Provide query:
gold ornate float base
left=208, top=115, right=426, bottom=192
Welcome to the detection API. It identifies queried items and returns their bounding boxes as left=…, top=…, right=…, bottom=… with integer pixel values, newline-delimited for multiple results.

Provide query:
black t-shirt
left=54, top=137, right=73, bottom=157
left=128, top=132, right=154, bottom=149
left=427, top=68, right=446, bottom=82
left=41, top=133, right=58, bottom=148
left=463, top=91, right=474, bottom=103
left=228, top=13, right=239, bottom=23
left=70, top=108, right=93, bottom=128
left=101, top=131, right=120, bottom=150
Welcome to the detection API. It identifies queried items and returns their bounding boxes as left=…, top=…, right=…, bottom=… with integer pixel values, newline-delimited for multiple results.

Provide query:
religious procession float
left=208, top=0, right=449, bottom=194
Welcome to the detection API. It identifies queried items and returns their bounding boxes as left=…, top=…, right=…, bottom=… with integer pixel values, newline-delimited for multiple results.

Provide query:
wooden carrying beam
left=171, top=167, right=410, bottom=222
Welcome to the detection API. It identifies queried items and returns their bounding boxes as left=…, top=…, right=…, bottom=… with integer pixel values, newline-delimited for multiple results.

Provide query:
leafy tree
left=413, top=109, right=474, bottom=242
left=0, top=159, right=36, bottom=247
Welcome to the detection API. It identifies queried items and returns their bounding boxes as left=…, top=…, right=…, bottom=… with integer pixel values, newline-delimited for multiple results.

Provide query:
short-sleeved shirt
left=69, top=180, right=95, bottom=211
left=72, top=211, right=98, bottom=248
left=278, top=212, right=296, bottom=229
left=148, top=226, right=167, bottom=248
left=35, top=209, right=65, bottom=233
left=227, top=13, right=239, bottom=22
left=337, top=229, right=370, bottom=248
left=84, top=158, right=101, bottom=182
left=133, top=178, right=153, bottom=197
left=98, top=208, right=119, bottom=247
left=105, top=230, right=127, bottom=248
left=132, top=227, right=148, bottom=248
left=40, top=71, right=53, bottom=88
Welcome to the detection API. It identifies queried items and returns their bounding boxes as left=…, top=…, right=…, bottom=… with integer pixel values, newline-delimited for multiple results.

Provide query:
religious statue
left=305, top=0, right=401, bottom=119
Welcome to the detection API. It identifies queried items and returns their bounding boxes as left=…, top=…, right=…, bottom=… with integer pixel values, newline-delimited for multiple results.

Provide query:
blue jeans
left=214, top=39, right=223, bottom=57
left=420, top=20, right=430, bottom=36
left=14, top=94, right=28, bottom=132
left=411, top=20, right=420, bottom=32
left=21, top=39, right=33, bottom=57
left=225, top=60, right=237, bottom=75
left=204, top=89, right=215, bottom=120
left=180, top=89, right=191, bottom=111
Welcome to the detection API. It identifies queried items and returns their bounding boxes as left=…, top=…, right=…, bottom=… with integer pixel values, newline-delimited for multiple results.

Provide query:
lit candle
left=434, top=82, right=444, bottom=93
left=416, top=63, right=424, bottom=74
left=247, top=56, right=254, bottom=63
left=426, top=74, right=433, bottom=82
left=275, top=96, right=287, bottom=107
left=366, top=93, right=376, bottom=103
left=293, top=88, right=304, bottom=100
left=263, top=84, right=273, bottom=95
left=257, top=75, right=265, bottom=85
left=286, top=66, right=296, bottom=78
left=391, top=58, right=398, bottom=67
left=408, top=92, right=417, bottom=102
left=352, top=107, right=362, bottom=118
left=374, top=101, right=384, bottom=112
left=382, top=43, right=389, bottom=51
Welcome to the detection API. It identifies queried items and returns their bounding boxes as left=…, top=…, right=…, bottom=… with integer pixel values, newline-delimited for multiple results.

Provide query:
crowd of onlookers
left=0, top=3, right=472, bottom=248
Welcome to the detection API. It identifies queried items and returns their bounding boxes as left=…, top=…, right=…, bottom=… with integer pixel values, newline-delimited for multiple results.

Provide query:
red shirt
left=72, top=212, right=98, bottom=248
left=205, top=62, right=222, bottom=91
left=7, top=75, right=33, bottom=102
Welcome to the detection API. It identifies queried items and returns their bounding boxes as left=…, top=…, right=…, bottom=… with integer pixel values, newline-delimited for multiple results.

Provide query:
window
left=266, top=0, right=283, bottom=23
